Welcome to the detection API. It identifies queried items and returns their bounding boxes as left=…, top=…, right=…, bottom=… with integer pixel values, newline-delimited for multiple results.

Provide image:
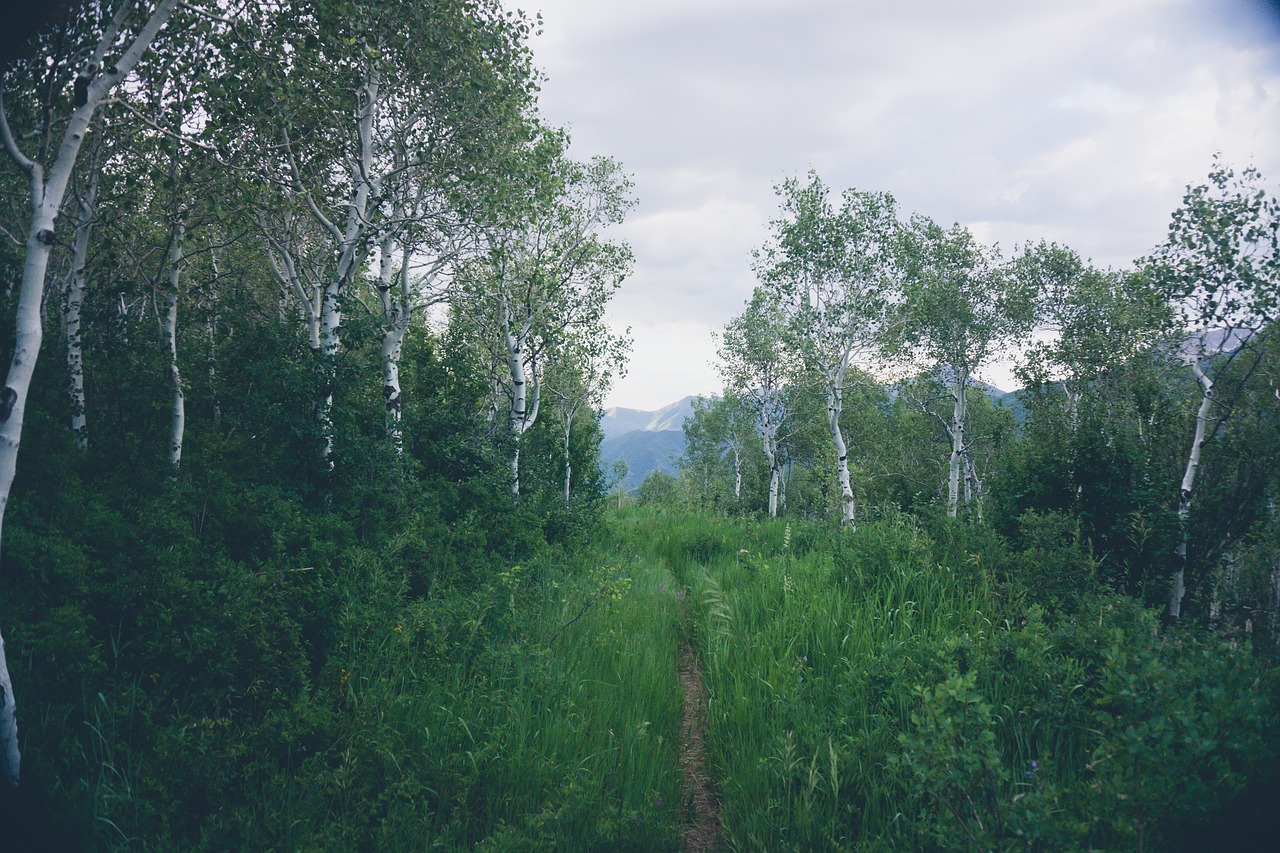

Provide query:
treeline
left=665, top=168, right=1279, bottom=631
left=0, top=0, right=634, bottom=841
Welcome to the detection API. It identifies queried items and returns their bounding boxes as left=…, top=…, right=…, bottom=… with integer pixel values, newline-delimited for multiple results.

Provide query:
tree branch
left=109, top=97, right=221, bottom=155
left=0, top=88, right=35, bottom=174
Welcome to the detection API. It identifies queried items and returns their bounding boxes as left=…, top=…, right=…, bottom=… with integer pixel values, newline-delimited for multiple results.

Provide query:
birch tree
left=545, top=325, right=630, bottom=501
left=1016, top=244, right=1169, bottom=430
left=62, top=128, right=105, bottom=449
left=718, top=289, right=800, bottom=517
left=243, top=0, right=539, bottom=466
left=465, top=154, right=633, bottom=498
left=754, top=172, right=899, bottom=527
left=0, top=0, right=182, bottom=792
left=681, top=395, right=749, bottom=508
left=899, top=217, right=1035, bottom=519
left=1147, top=160, right=1280, bottom=619
left=372, top=199, right=460, bottom=452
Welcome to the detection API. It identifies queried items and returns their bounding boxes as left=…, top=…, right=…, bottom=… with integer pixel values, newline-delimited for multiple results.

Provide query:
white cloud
left=523, top=0, right=1280, bottom=407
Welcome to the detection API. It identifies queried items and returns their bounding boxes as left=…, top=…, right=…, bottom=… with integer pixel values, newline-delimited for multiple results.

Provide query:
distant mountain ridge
left=601, top=396, right=700, bottom=441
left=598, top=383, right=1025, bottom=490
left=600, top=395, right=701, bottom=489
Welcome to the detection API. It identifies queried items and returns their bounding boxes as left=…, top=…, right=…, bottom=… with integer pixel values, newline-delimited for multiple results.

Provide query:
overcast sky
left=523, top=0, right=1280, bottom=410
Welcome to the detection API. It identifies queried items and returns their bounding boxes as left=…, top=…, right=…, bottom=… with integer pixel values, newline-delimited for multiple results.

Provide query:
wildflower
left=635, top=811, right=643, bottom=822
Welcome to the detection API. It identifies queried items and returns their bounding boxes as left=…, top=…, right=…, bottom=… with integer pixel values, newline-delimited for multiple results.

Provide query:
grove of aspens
left=0, top=2, right=1277, bottom=851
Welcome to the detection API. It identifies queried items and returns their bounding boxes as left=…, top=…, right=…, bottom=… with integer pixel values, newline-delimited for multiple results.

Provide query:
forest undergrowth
left=4, top=496, right=1280, bottom=850
left=619, top=506, right=1280, bottom=852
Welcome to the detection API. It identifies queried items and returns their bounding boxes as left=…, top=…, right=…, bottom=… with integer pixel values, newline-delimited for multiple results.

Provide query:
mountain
left=599, top=395, right=701, bottom=488
left=601, top=429, right=686, bottom=490
left=596, top=383, right=1034, bottom=492
left=886, top=374, right=1009, bottom=405
left=601, top=395, right=700, bottom=441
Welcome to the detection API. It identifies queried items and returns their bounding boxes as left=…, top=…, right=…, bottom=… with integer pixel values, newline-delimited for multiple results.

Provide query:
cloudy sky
left=523, top=0, right=1280, bottom=410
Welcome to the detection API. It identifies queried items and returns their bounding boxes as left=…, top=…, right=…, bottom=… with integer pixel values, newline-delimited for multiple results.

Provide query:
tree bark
left=163, top=222, right=186, bottom=469
left=562, top=416, right=573, bottom=502
left=0, top=0, right=181, bottom=790
left=828, top=385, right=856, bottom=527
left=206, top=310, right=220, bottom=427
left=965, top=454, right=984, bottom=524
left=501, top=299, right=539, bottom=499
left=773, top=458, right=783, bottom=512
left=1168, top=360, right=1214, bottom=620
left=947, top=370, right=969, bottom=519
left=731, top=443, right=742, bottom=500
left=764, top=445, right=780, bottom=518
left=65, top=154, right=99, bottom=449
left=377, top=237, right=410, bottom=452
left=0, top=626, right=17, bottom=790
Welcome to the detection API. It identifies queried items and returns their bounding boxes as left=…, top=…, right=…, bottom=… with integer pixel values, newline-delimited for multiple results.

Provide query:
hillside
left=600, top=396, right=700, bottom=488
left=601, top=395, right=699, bottom=440
left=601, top=429, right=686, bottom=489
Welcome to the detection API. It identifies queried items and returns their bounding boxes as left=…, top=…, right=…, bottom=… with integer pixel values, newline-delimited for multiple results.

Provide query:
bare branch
left=109, top=97, right=220, bottom=155
left=0, top=88, right=35, bottom=174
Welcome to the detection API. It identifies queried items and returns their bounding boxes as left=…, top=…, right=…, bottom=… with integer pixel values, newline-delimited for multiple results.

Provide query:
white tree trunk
left=206, top=311, right=220, bottom=427
left=827, top=385, right=856, bottom=527
left=731, top=443, right=742, bottom=500
left=780, top=461, right=789, bottom=514
left=377, top=238, right=404, bottom=450
left=761, top=433, right=780, bottom=517
left=947, top=372, right=969, bottom=519
left=965, top=455, right=984, bottom=525
left=1065, top=383, right=1081, bottom=433
left=381, top=324, right=406, bottom=446
left=270, top=64, right=381, bottom=468
left=767, top=458, right=780, bottom=517
left=0, top=0, right=181, bottom=790
left=163, top=223, right=185, bottom=469
left=501, top=303, right=539, bottom=498
left=756, top=394, right=783, bottom=518
left=314, top=66, right=380, bottom=463
left=0, top=144, right=60, bottom=795
left=65, top=161, right=98, bottom=449
left=1168, top=361, right=1214, bottom=620
left=510, top=444, right=522, bottom=499
left=316, top=276, right=341, bottom=467
left=562, top=416, right=573, bottom=502
left=0, top=626, right=17, bottom=791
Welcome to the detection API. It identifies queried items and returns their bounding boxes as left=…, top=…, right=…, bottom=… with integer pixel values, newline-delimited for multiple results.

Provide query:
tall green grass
left=70, top=539, right=686, bottom=850
left=24, top=504, right=1277, bottom=849
left=616, top=507, right=1279, bottom=851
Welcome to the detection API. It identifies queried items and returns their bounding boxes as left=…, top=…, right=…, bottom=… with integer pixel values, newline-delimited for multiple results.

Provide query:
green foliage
left=616, top=509, right=1280, bottom=851
left=635, top=470, right=680, bottom=507
left=894, top=672, right=1012, bottom=849
left=2, top=5, right=1279, bottom=847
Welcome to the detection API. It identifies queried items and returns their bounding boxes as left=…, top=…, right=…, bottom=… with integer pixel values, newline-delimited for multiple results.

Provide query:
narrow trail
left=678, top=638, right=720, bottom=852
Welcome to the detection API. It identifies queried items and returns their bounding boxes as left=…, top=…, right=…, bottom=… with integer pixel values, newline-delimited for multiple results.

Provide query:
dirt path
left=678, top=641, right=720, bottom=852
